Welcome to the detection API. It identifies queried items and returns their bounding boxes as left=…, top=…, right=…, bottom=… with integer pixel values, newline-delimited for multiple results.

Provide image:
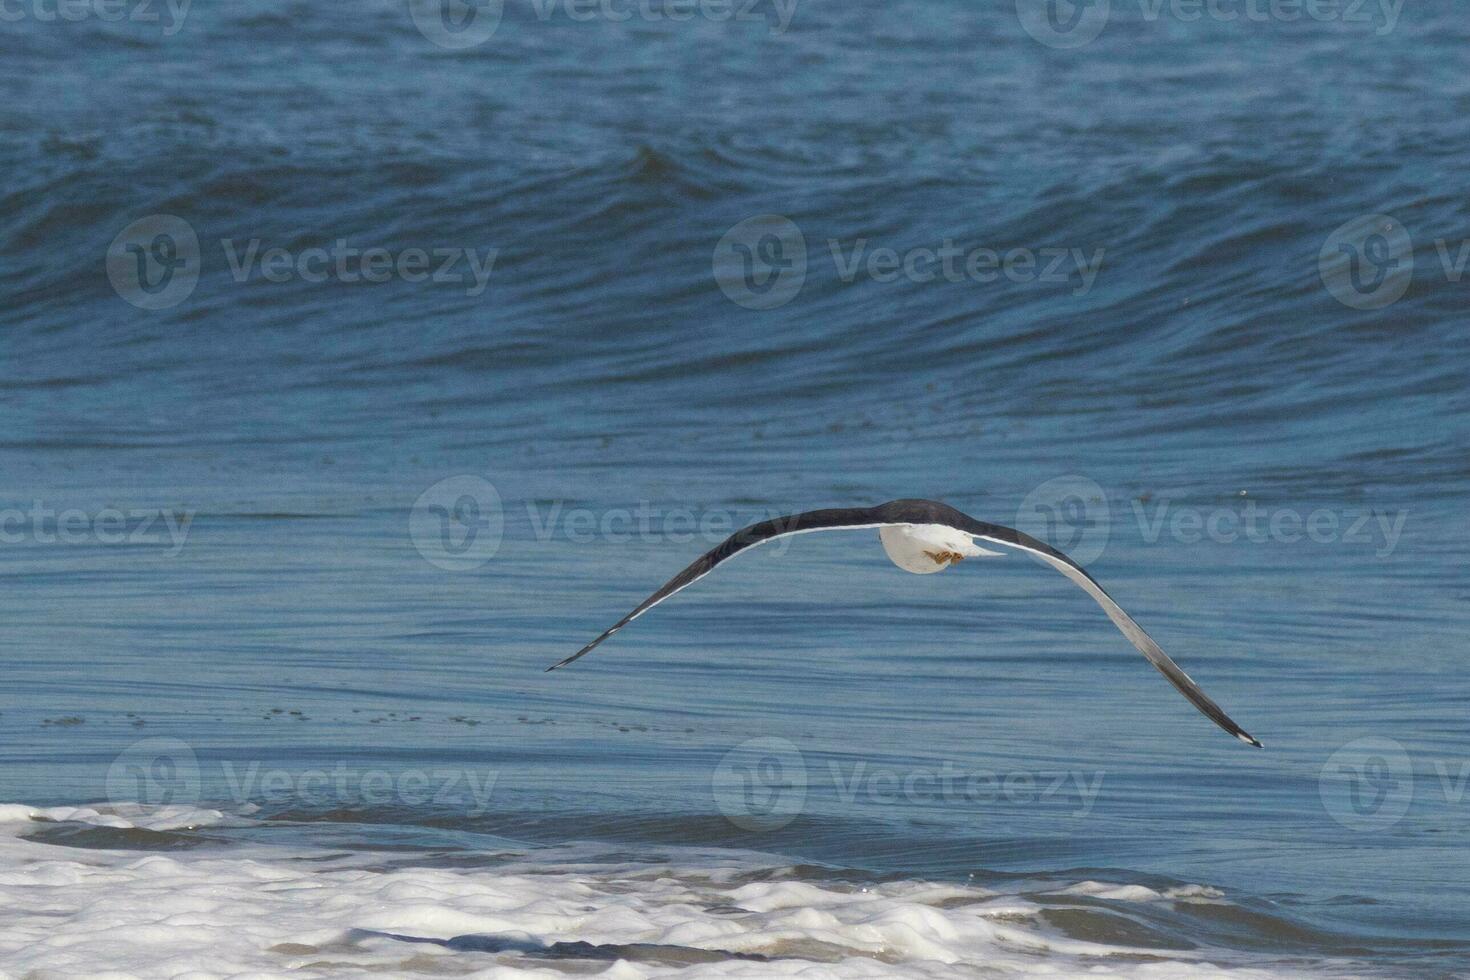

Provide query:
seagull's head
left=879, top=524, right=998, bottom=575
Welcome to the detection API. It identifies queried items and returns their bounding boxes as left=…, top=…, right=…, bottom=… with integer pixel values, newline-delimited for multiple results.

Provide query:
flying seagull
left=548, top=499, right=1261, bottom=747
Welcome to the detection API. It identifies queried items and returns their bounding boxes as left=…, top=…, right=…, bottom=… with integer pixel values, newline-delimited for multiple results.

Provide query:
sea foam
left=0, top=802, right=1334, bottom=978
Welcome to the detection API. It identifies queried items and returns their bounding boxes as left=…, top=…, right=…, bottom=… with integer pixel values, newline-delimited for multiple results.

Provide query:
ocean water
left=2, top=0, right=1469, bottom=976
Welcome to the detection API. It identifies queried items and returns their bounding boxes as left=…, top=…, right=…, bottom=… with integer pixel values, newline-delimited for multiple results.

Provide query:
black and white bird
left=549, top=499, right=1261, bottom=747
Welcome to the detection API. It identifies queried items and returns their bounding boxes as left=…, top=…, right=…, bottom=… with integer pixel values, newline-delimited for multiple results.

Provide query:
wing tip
left=1237, top=731, right=1264, bottom=748
left=546, top=645, right=595, bottom=672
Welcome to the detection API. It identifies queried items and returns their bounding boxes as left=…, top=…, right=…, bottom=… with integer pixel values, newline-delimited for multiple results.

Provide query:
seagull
left=548, top=498, right=1261, bottom=747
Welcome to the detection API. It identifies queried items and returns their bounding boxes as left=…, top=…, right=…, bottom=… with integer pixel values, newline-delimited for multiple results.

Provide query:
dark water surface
left=2, top=0, right=1468, bottom=975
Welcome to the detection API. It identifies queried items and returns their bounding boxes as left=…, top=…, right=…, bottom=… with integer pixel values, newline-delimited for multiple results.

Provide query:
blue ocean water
left=1, top=0, right=1468, bottom=975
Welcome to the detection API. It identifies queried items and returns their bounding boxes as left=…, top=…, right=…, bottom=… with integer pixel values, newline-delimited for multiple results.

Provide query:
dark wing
left=929, top=504, right=1262, bottom=747
left=550, top=497, right=1261, bottom=748
left=546, top=507, right=885, bottom=671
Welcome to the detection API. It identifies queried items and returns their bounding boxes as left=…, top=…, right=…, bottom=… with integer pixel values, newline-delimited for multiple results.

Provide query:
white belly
left=879, top=524, right=995, bottom=574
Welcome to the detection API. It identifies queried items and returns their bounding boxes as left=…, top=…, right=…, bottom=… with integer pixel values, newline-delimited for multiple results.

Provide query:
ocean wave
left=0, top=801, right=1373, bottom=978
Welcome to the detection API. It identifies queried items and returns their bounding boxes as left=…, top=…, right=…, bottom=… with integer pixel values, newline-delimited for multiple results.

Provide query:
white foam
left=0, top=802, right=234, bottom=832
left=1052, top=880, right=1228, bottom=904
left=0, top=802, right=1330, bottom=978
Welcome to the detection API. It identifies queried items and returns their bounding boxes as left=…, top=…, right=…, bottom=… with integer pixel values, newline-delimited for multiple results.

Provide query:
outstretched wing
left=934, top=504, right=1262, bottom=747
left=550, top=497, right=1261, bottom=748
left=546, top=507, right=885, bottom=671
